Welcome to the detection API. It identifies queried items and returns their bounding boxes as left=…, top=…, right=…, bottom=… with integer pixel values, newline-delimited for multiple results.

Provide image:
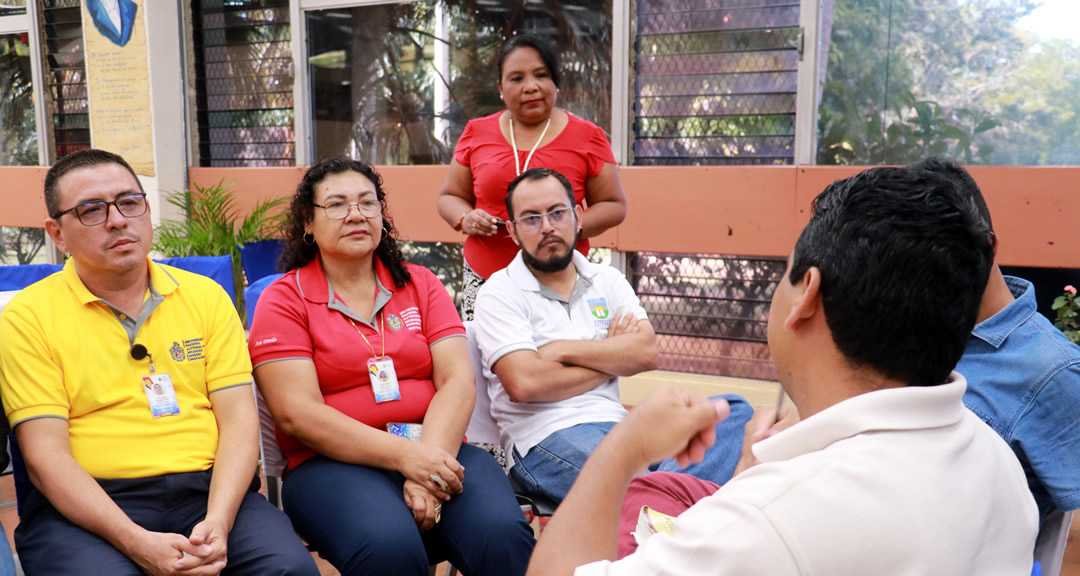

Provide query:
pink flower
left=1066, top=285, right=1078, bottom=295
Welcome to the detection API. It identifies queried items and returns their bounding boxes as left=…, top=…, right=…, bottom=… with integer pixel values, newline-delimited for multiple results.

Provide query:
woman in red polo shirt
left=249, top=157, right=535, bottom=576
left=437, top=33, right=627, bottom=320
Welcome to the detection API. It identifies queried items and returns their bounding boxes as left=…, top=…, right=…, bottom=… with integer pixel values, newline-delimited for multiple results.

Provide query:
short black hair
left=498, top=33, right=561, bottom=89
left=44, top=149, right=144, bottom=218
left=789, top=166, right=994, bottom=388
left=505, top=167, right=575, bottom=218
left=907, top=156, right=994, bottom=232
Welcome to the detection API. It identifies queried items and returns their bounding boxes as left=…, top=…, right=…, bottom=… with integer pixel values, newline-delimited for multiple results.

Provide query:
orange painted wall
left=1, top=167, right=49, bottom=229
left=2, top=165, right=1075, bottom=268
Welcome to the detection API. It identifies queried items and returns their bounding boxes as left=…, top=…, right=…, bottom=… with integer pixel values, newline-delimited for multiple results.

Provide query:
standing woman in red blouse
left=438, top=34, right=627, bottom=320
left=249, top=157, right=535, bottom=576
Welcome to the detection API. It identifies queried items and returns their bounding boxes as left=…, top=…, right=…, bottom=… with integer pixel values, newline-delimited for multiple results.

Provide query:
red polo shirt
left=248, top=257, right=465, bottom=470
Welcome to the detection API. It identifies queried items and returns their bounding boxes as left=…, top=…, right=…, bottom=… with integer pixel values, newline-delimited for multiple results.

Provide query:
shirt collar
left=753, top=372, right=968, bottom=464
left=506, top=249, right=599, bottom=293
left=970, top=276, right=1036, bottom=349
left=62, top=257, right=176, bottom=305
left=293, top=255, right=393, bottom=326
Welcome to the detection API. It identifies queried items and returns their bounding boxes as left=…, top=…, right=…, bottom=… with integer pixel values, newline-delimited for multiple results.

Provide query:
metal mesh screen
left=191, top=0, right=295, bottom=167
left=631, top=0, right=800, bottom=378
left=633, top=0, right=799, bottom=166
left=42, top=0, right=90, bottom=158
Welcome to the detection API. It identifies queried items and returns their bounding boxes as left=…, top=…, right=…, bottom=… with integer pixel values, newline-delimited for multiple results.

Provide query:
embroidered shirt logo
left=170, top=341, right=185, bottom=362
left=587, top=298, right=610, bottom=320
left=386, top=313, right=403, bottom=331
left=400, top=307, right=423, bottom=331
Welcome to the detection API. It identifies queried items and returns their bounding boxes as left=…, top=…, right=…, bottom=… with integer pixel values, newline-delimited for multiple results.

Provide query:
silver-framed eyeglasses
left=512, top=207, right=572, bottom=233
left=51, top=192, right=148, bottom=226
left=313, top=199, right=381, bottom=220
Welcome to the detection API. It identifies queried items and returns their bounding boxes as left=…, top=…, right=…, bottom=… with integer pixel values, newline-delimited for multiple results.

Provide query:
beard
left=521, top=227, right=581, bottom=273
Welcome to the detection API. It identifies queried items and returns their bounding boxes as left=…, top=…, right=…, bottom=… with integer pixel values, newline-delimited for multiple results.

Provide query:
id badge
left=142, top=373, right=180, bottom=418
left=367, top=357, right=401, bottom=403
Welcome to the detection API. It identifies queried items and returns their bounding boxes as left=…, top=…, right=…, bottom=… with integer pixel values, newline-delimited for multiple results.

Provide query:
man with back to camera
left=0, top=149, right=317, bottom=575
left=612, top=156, right=1080, bottom=560
left=909, top=156, right=1080, bottom=524
left=473, top=167, right=752, bottom=504
left=526, top=166, right=1039, bottom=575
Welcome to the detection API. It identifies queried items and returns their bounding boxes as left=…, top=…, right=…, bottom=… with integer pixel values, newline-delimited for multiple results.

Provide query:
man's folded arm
left=538, top=317, right=659, bottom=377
left=493, top=350, right=613, bottom=403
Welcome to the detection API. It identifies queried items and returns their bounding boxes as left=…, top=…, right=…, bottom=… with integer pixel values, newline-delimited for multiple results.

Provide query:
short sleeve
left=573, top=496, right=800, bottom=575
left=454, top=120, right=477, bottom=166
left=585, top=123, right=617, bottom=177
left=413, top=265, right=465, bottom=345
left=1014, top=362, right=1080, bottom=512
left=0, top=300, right=69, bottom=424
left=473, top=276, right=538, bottom=372
left=603, top=269, right=648, bottom=322
left=202, top=281, right=254, bottom=392
left=248, top=275, right=315, bottom=368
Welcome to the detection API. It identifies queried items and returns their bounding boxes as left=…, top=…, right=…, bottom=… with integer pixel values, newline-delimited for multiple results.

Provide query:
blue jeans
left=511, top=394, right=753, bottom=503
left=0, top=525, right=13, bottom=576
left=283, top=443, right=535, bottom=576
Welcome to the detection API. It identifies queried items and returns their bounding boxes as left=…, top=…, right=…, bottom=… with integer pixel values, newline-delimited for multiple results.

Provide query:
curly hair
left=278, top=156, right=411, bottom=288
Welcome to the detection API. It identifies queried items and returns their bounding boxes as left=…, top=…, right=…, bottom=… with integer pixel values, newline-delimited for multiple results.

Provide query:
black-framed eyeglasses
left=512, top=207, right=573, bottom=233
left=313, top=199, right=382, bottom=220
left=51, top=193, right=148, bottom=226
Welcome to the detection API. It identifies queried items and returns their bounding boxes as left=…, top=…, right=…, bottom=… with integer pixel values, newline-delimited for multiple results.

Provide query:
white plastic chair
left=1034, top=508, right=1074, bottom=576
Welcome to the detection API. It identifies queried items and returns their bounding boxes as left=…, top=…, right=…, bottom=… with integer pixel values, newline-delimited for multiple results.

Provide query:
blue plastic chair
left=0, top=264, right=63, bottom=291
left=239, top=239, right=285, bottom=284
left=155, top=255, right=235, bottom=304
left=245, top=272, right=284, bottom=329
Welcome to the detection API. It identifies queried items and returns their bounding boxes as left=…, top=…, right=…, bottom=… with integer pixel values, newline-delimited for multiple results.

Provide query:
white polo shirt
left=577, top=373, right=1039, bottom=575
left=474, top=251, right=648, bottom=460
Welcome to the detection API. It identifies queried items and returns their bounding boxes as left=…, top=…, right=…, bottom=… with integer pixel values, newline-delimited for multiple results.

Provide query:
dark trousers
left=15, top=469, right=318, bottom=576
left=283, top=443, right=536, bottom=576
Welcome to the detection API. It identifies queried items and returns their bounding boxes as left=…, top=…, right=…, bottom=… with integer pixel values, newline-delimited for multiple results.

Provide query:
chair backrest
left=239, top=239, right=285, bottom=285
left=1034, top=508, right=1074, bottom=576
left=245, top=273, right=284, bottom=329
left=0, top=264, right=63, bottom=291
left=463, top=322, right=500, bottom=446
left=156, top=255, right=235, bottom=304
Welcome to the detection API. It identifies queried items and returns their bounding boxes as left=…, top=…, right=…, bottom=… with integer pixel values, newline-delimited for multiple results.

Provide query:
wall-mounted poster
left=82, top=0, right=155, bottom=176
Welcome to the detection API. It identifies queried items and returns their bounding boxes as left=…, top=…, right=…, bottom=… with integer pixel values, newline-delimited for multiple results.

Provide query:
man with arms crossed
left=528, top=166, right=1039, bottom=575
left=0, top=149, right=317, bottom=575
left=474, top=168, right=750, bottom=504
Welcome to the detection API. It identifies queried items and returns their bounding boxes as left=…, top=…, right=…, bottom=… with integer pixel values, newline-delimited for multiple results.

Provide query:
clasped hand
left=400, top=442, right=464, bottom=500
left=128, top=519, right=228, bottom=576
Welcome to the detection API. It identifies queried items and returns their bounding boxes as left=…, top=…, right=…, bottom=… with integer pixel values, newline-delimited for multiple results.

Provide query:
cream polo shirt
left=474, top=251, right=648, bottom=460
left=0, top=258, right=252, bottom=479
left=578, top=373, right=1039, bottom=576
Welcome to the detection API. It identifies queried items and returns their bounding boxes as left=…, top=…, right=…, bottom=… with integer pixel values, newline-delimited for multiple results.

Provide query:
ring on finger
left=430, top=474, right=449, bottom=491
left=433, top=502, right=442, bottom=524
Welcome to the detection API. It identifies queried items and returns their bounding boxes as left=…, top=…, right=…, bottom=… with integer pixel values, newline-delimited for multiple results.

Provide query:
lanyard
left=510, top=115, right=552, bottom=176
left=348, top=312, right=385, bottom=359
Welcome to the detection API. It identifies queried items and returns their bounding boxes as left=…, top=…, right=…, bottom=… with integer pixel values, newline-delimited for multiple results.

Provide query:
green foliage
left=154, top=180, right=287, bottom=319
left=815, top=0, right=1080, bottom=166
left=0, top=227, right=45, bottom=265
left=1052, top=290, right=1080, bottom=345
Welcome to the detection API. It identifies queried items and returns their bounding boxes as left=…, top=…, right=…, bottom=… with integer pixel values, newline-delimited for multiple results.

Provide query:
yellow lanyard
left=348, top=312, right=385, bottom=359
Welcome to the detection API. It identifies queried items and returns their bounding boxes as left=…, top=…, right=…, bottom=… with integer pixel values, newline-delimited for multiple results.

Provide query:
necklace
left=509, top=115, right=553, bottom=176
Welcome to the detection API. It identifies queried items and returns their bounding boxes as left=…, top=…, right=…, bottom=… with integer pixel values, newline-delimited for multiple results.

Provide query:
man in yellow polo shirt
left=0, top=149, right=317, bottom=575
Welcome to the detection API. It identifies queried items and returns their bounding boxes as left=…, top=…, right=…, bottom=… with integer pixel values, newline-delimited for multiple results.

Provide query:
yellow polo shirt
left=0, top=258, right=252, bottom=479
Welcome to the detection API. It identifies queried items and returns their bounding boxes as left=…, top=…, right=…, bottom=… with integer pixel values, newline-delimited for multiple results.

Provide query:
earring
left=499, top=94, right=504, bottom=100
left=382, top=223, right=392, bottom=235
left=303, top=233, right=315, bottom=245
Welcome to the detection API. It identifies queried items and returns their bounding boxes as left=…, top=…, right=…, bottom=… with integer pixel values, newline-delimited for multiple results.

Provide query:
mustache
left=539, top=233, right=566, bottom=247
left=106, top=232, right=139, bottom=247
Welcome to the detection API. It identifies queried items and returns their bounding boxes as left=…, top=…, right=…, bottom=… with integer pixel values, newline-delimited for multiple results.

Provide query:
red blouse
left=454, top=111, right=617, bottom=279
left=248, top=257, right=465, bottom=470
